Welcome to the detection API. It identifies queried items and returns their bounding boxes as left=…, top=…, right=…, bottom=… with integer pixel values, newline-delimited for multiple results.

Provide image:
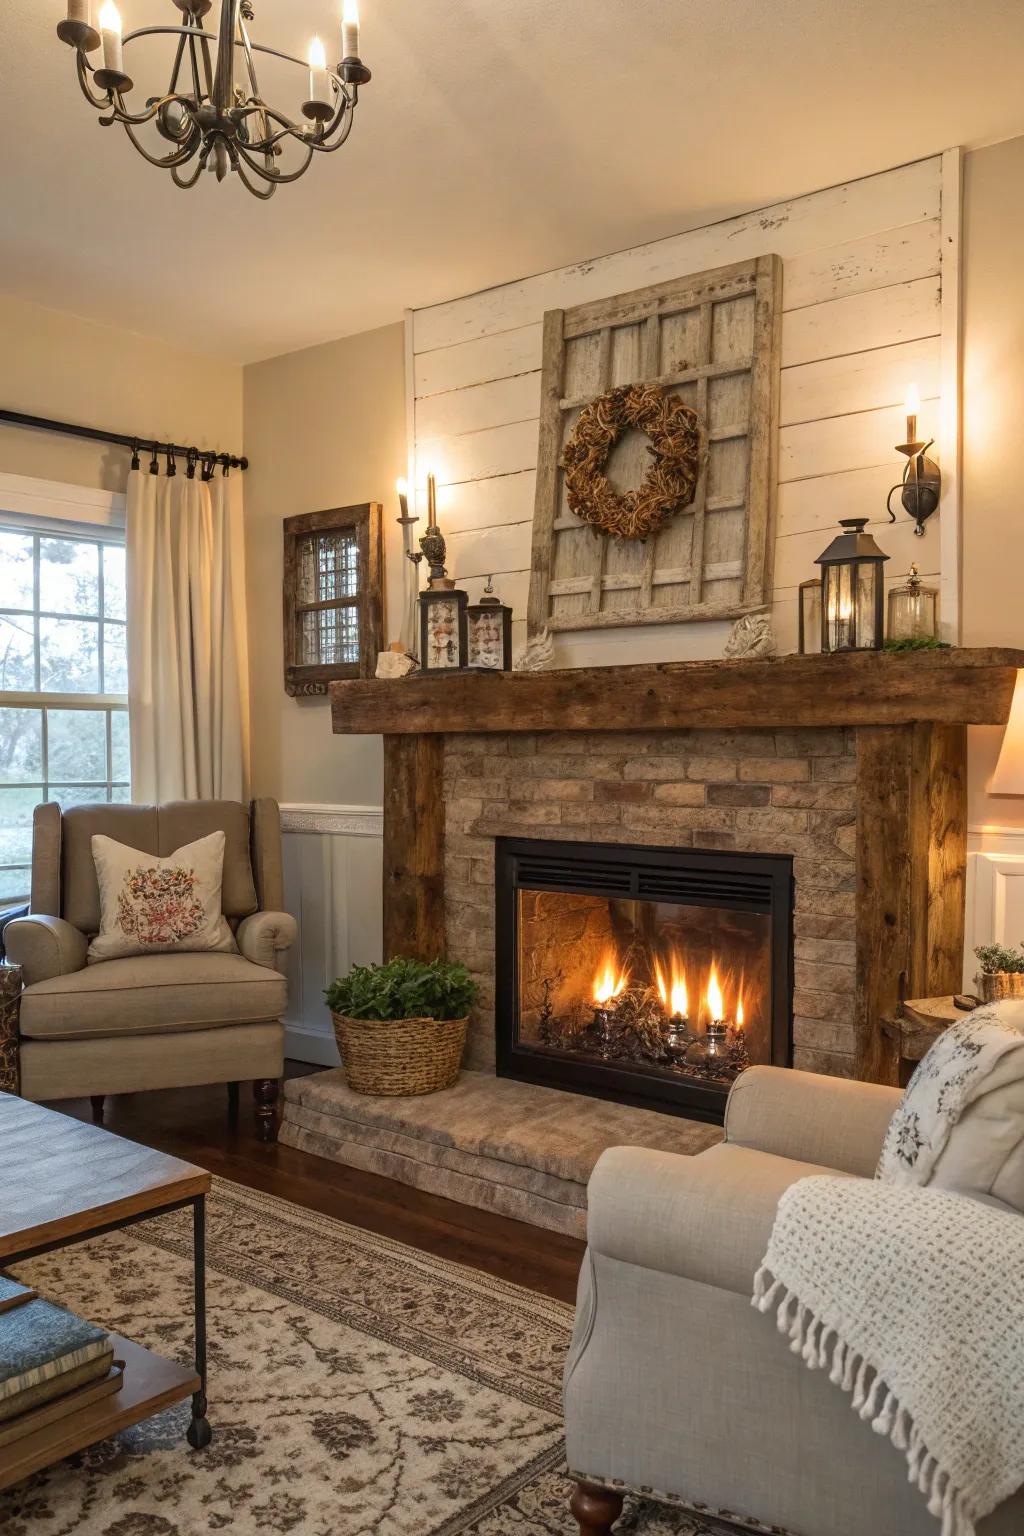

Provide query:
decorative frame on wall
left=527, top=254, right=782, bottom=633
left=283, top=502, right=384, bottom=696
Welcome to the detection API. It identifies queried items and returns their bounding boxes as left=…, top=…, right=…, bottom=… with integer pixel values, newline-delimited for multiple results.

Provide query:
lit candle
left=427, top=471, right=437, bottom=529
left=905, top=382, right=920, bottom=445
left=98, top=1, right=122, bottom=73
left=342, top=0, right=360, bottom=59
left=307, top=35, right=331, bottom=103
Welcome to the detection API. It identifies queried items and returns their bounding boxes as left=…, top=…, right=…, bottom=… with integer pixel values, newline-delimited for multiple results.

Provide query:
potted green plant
left=325, top=957, right=479, bottom=1097
left=973, top=942, right=1024, bottom=1003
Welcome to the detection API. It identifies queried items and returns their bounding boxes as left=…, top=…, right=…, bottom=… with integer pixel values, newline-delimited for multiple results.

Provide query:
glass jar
left=887, top=564, right=938, bottom=642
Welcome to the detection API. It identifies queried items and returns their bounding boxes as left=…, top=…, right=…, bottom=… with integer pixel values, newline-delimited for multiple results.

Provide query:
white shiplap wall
left=409, top=154, right=962, bottom=663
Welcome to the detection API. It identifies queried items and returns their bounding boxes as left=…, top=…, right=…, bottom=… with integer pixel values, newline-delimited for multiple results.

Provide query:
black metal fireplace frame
left=495, top=836, right=794, bottom=1124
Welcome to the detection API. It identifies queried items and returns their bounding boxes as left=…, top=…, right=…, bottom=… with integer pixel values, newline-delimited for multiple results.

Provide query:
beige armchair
left=565, top=1066, right=1024, bottom=1536
left=5, top=798, right=296, bottom=1141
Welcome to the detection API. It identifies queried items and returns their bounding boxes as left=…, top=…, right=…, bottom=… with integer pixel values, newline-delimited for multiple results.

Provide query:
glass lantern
left=467, top=578, right=513, bottom=671
left=887, top=564, right=938, bottom=643
left=798, top=579, right=822, bottom=655
left=418, top=586, right=468, bottom=672
left=814, top=518, right=889, bottom=653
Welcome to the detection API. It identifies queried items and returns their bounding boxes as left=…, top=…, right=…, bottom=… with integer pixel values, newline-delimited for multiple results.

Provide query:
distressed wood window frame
left=528, top=254, right=782, bottom=634
left=283, top=502, right=384, bottom=696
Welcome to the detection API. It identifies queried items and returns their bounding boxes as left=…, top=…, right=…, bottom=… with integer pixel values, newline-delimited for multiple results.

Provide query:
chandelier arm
left=185, top=29, right=204, bottom=103
left=236, top=8, right=272, bottom=156
left=306, top=107, right=357, bottom=153
left=120, top=118, right=201, bottom=169
left=101, top=91, right=197, bottom=130
left=76, top=49, right=118, bottom=111
left=233, top=157, right=279, bottom=200
left=235, top=138, right=315, bottom=186
left=171, top=158, right=207, bottom=191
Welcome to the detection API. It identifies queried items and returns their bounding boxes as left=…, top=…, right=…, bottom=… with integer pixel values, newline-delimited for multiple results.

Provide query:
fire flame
left=593, top=955, right=628, bottom=1005
left=706, top=965, right=724, bottom=1023
left=736, top=994, right=745, bottom=1028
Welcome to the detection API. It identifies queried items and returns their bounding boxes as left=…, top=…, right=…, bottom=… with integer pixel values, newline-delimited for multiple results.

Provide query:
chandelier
left=56, top=1, right=371, bottom=199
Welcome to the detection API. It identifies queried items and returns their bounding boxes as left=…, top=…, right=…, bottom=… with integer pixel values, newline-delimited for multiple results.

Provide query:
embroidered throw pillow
left=876, top=1000, right=1024, bottom=1213
left=88, top=831, right=237, bottom=964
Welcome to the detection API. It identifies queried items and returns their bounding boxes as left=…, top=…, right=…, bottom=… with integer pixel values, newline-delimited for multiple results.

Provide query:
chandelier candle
left=427, top=472, right=438, bottom=529
left=342, top=0, right=361, bottom=60
left=308, top=36, right=331, bottom=107
left=99, top=1, right=123, bottom=74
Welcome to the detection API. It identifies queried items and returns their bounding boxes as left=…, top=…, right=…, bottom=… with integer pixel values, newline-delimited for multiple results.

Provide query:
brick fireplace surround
left=276, top=651, right=1024, bottom=1234
left=333, top=649, right=1024, bottom=1090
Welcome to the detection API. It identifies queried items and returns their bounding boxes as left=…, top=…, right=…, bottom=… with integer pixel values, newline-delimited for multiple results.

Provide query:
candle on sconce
left=905, top=382, right=920, bottom=445
left=342, top=0, right=360, bottom=59
left=98, top=1, right=123, bottom=74
left=307, top=35, right=331, bottom=104
left=396, top=476, right=410, bottom=520
left=427, top=471, right=437, bottom=529
left=67, top=0, right=92, bottom=24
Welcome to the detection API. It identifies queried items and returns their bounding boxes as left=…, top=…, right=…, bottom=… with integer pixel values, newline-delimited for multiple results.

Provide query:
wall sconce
left=887, top=383, right=941, bottom=537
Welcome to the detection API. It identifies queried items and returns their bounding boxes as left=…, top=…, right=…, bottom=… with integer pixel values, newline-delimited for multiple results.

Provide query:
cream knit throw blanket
left=753, top=1007, right=1024, bottom=1536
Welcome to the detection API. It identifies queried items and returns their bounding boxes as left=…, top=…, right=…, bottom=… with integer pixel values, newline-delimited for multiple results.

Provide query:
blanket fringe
left=751, top=1265, right=978, bottom=1536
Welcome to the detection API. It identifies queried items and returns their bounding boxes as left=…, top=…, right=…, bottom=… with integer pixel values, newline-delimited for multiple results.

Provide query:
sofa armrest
left=237, top=910, right=297, bottom=969
left=725, top=1065, right=901, bottom=1178
left=4, top=916, right=88, bottom=988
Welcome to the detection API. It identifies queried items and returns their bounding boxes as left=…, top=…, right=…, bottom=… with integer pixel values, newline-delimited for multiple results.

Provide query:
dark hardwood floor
left=48, top=1064, right=586, bottom=1306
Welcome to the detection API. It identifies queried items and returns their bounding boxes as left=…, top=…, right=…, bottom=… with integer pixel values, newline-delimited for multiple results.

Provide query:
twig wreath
left=563, top=382, right=702, bottom=541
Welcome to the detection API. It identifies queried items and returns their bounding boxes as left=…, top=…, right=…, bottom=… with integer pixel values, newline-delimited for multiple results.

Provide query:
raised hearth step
left=280, top=1069, right=721, bottom=1237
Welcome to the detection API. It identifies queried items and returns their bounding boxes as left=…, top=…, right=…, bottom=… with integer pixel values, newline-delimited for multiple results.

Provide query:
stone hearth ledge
left=280, top=1070, right=722, bottom=1237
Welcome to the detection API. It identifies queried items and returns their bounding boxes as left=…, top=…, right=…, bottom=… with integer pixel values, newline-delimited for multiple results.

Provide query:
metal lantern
left=887, top=563, right=938, bottom=643
left=798, top=579, right=822, bottom=655
left=419, top=587, right=468, bottom=672
left=814, top=518, right=889, bottom=653
left=466, top=577, right=513, bottom=671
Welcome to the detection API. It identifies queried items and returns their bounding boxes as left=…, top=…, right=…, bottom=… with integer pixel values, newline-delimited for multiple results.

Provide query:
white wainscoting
left=280, top=803, right=384, bottom=1065
left=964, top=826, right=1024, bottom=990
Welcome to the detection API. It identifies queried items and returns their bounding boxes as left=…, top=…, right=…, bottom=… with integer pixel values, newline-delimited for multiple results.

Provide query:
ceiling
left=1, top=1, right=1023, bottom=365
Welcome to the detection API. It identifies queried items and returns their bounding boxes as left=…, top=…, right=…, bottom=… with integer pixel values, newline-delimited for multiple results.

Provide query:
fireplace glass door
left=495, top=838, right=794, bottom=1121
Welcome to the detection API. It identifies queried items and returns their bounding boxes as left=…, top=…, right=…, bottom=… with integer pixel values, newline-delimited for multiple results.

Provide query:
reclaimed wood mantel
left=331, top=648, right=1024, bottom=1087
left=330, top=648, right=1024, bottom=736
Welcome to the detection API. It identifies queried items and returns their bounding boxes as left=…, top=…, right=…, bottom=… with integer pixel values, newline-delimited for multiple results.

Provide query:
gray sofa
left=564, top=1066, right=1024, bottom=1536
left=5, top=798, right=295, bottom=1141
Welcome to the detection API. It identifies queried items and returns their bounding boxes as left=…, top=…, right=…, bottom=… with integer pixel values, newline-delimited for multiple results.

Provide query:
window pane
left=103, top=623, right=128, bottom=693
left=0, top=786, right=37, bottom=869
left=0, top=615, right=36, bottom=691
left=47, top=709, right=107, bottom=784
left=110, top=710, right=130, bottom=783
left=0, top=531, right=34, bottom=611
left=48, top=785, right=109, bottom=812
left=39, top=619, right=100, bottom=693
left=110, top=783, right=132, bottom=804
left=0, top=708, right=43, bottom=783
left=0, top=866, right=30, bottom=902
left=103, top=545, right=127, bottom=620
left=317, top=531, right=358, bottom=600
left=39, top=537, right=100, bottom=617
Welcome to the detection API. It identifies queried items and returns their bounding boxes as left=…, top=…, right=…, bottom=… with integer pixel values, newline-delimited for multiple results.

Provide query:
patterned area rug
left=2, top=1179, right=727, bottom=1536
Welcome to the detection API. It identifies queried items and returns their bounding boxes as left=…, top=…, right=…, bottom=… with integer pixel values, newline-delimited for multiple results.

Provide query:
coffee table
left=0, top=1093, right=212, bottom=1490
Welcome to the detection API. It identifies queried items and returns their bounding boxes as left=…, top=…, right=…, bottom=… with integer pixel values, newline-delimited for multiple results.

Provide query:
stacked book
left=0, top=1276, right=121, bottom=1448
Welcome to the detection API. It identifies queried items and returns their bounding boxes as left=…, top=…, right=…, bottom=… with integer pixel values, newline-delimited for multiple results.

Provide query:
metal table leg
left=186, top=1194, right=212, bottom=1449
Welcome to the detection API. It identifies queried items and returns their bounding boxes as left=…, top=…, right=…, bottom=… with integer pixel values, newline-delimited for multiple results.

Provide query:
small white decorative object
left=375, top=650, right=418, bottom=680
left=514, top=627, right=556, bottom=672
left=724, top=611, right=777, bottom=661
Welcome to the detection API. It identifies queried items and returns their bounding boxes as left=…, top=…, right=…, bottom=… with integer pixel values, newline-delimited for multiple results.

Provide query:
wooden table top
left=0, top=1094, right=210, bottom=1260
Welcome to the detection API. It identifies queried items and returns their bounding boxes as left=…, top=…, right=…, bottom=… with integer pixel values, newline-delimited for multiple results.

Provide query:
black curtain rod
left=0, top=408, right=248, bottom=472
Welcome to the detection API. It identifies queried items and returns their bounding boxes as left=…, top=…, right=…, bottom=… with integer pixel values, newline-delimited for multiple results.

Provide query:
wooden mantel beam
left=333, top=649, right=1024, bottom=737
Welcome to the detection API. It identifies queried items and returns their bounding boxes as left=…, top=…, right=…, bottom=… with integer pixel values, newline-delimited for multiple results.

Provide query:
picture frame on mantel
left=527, top=254, right=782, bottom=635
left=283, top=502, right=384, bottom=696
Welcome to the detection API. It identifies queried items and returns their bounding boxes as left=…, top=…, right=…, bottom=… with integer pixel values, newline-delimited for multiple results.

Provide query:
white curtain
left=126, top=466, right=246, bottom=803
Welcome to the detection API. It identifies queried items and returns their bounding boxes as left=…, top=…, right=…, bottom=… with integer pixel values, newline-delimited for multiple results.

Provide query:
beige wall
left=0, top=294, right=242, bottom=492
left=242, top=322, right=406, bottom=807
left=962, top=135, right=1024, bottom=829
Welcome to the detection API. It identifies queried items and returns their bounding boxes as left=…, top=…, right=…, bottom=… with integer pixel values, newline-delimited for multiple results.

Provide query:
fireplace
left=495, top=837, right=794, bottom=1122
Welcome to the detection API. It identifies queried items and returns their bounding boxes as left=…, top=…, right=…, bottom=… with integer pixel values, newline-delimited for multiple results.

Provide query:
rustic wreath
left=563, top=382, right=702, bottom=541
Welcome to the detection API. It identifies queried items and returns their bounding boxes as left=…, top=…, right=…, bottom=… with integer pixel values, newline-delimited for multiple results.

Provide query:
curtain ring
left=221, top=456, right=230, bottom=478
left=200, top=452, right=214, bottom=482
left=149, top=443, right=160, bottom=475
left=130, top=438, right=141, bottom=471
left=186, top=447, right=198, bottom=480
left=166, top=445, right=177, bottom=478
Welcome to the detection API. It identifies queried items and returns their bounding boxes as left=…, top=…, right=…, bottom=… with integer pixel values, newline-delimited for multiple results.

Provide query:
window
left=282, top=502, right=384, bottom=695
left=0, top=522, right=129, bottom=903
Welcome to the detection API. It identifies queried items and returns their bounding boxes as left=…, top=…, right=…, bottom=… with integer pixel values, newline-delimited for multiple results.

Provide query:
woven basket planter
left=975, top=972, right=1024, bottom=1004
left=330, top=1011, right=469, bottom=1097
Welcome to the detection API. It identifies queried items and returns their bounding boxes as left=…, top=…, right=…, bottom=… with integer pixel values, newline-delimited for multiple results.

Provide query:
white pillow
left=88, top=831, right=237, bottom=963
